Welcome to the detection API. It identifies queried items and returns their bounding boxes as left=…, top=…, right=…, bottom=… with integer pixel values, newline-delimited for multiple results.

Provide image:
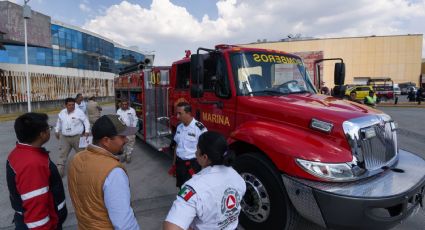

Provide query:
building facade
left=242, top=34, right=423, bottom=88
left=0, top=1, right=151, bottom=112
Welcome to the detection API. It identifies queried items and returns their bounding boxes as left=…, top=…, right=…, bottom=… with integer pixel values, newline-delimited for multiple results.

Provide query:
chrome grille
left=343, top=114, right=398, bottom=173
left=358, top=122, right=397, bottom=170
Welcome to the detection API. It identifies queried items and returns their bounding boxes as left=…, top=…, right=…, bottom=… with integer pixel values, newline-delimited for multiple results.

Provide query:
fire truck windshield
left=230, top=52, right=316, bottom=96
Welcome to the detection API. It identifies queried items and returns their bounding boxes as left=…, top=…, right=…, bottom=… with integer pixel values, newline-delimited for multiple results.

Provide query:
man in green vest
left=364, top=90, right=377, bottom=107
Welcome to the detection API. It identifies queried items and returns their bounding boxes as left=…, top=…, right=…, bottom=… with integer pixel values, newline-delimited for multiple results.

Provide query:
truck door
left=192, top=53, right=236, bottom=137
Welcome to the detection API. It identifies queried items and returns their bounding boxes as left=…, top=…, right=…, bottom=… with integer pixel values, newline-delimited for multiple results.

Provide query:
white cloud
left=79, top=3, right=91, bottom=13
left=83, top=0, right=425, bottom=65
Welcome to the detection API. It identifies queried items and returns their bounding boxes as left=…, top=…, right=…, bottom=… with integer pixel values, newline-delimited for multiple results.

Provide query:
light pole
left=23, top=0, right=31, bottom=112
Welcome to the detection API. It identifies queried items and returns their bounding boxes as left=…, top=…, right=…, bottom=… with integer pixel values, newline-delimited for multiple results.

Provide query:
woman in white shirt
left=164, top=131, right=246, bottom=230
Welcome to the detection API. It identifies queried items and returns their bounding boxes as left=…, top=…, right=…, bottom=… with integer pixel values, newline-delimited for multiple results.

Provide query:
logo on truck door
left=202, top=112, right=230, bottom=126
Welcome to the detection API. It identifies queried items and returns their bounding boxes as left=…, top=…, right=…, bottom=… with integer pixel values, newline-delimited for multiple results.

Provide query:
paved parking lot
left=0, top=105, right=424, bottom=230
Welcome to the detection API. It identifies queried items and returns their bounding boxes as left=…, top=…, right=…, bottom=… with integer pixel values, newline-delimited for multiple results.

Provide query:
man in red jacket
left=6, top=113, right=67, bottom=229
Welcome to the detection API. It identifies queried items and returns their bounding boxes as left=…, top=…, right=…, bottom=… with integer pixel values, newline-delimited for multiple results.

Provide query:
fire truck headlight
left=310, top=118, right=333, bottom=133
left=296, top=159, right=356, bottom=182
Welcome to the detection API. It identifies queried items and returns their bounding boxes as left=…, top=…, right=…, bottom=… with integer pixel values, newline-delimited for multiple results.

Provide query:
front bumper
left=282, top=149, right=425, bottom=230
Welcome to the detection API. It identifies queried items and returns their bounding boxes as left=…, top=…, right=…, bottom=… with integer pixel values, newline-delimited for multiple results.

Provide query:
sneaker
left=126, top=155, right=131, bottom=163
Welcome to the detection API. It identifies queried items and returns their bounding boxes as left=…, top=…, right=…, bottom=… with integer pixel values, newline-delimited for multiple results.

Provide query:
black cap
left=92, top=115, right=137, bottom=140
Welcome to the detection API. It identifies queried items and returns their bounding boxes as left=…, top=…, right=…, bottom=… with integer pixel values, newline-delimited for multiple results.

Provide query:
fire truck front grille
left=343, top=114, right=398, bottom=173
left=358, top=122, right=397, bottom=170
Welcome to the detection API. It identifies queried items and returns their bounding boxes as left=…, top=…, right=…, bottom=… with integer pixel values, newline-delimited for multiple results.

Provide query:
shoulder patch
left=178, top=185, right=196, bottom=201
left=195, top=121, right=205, bottom=131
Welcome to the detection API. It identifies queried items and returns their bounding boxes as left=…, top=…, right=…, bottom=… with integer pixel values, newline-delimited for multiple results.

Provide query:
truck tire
left=234, top=153, right=299, bottom=230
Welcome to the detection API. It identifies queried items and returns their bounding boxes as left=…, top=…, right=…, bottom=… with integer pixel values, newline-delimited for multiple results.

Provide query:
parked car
left=344, top=85, right=374, bottom=101
left=400, top=82, right=416, bottom=95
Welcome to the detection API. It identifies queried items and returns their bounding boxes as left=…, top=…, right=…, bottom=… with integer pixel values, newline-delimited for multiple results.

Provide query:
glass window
left=202, top=54, right=218, bottom=91
left=58, top=30, right=65, bottom=39
left=176, top=62, right=190, bottom=89
left=230, top=52, right=315, bottom=96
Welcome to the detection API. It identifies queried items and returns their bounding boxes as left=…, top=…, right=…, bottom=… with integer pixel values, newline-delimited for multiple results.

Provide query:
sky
left=8, top=0, right=425, bottom=65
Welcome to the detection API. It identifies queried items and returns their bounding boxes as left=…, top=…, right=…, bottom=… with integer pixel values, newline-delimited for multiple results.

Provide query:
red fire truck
left=115, top=45, right=425, bottom=230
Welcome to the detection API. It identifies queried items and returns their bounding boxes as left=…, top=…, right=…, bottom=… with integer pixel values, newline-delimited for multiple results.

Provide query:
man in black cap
left=67, top=115, right=139, bottom=229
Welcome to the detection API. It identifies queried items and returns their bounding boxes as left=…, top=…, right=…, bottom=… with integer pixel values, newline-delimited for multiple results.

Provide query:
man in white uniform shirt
left=55, top=97, right=90, bottom=177
left=117, top=99, right=138, bottom=163
left=170, top=102, right=207, bottom=188
left=75, top=93, right=87, bottom=114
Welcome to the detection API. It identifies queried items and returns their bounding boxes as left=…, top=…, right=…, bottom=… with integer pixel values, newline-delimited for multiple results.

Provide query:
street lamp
left=23, top=0, right=31, bottom=112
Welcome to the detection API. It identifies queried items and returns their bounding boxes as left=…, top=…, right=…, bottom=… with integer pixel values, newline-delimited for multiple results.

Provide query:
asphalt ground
left=0, top=104, right=424, bottom=230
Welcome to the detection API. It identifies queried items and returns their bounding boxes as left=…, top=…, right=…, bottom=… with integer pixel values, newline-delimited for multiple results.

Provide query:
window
left=176, top=62, right=190, bottom=89
left=202, top=54, right=218, bottom=91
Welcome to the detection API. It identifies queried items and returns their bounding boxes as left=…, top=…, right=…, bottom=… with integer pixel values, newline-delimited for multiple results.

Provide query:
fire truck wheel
left=234, top=153, right=299, bottom=230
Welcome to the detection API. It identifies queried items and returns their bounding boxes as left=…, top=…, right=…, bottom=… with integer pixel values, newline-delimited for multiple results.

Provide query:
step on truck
left=115, top=45, right=425, bottom=230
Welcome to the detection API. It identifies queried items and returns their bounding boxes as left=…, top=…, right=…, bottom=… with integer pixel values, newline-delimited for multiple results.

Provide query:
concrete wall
left=242, top=34, right=423, bottom=87
left=0, top=1, right=51, bottom=48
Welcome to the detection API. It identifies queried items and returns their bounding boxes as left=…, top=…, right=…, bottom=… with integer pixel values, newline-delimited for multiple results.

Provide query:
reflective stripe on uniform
left=26, top=215, right=50, bottom=228
left=21, top=186, right=49, bottom=201
left=57, top=200, right=65, bottom=210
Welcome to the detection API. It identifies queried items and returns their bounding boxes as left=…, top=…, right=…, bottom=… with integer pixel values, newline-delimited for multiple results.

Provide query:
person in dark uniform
left=169, top=102, right=207, bottom=188
left=416, top=87, right=423, bottom=105
left=407, top=87, right=416, bottom=102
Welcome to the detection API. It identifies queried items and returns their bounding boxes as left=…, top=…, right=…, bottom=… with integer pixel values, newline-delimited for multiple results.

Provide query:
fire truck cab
left=116, top=45, right=425, bottom=230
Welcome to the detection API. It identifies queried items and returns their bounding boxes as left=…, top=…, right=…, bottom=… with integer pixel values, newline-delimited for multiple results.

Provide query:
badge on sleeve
left=178, top=185, right=196, bottom=201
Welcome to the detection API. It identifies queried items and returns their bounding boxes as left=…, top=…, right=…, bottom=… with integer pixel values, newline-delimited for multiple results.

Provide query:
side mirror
left=332, top=85, right=347, bottom=98
left=191, top=84, right=204, bottom=98
left=334, top=63, right=345, bottom=86
left=191, top=54, right=204, bottom=84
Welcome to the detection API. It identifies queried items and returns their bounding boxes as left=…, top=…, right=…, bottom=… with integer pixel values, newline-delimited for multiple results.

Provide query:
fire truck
left=115, top=45, right=425, bottom=230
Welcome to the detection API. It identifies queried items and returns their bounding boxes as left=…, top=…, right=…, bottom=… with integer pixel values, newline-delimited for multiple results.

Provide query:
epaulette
left=195, top=121, right=205, bottom=130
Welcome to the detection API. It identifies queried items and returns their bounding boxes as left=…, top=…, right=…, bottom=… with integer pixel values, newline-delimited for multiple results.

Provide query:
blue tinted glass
left=0, top=50, right=7, bottom=62
left=52, top=37, right=59, bottom=45
left=59, top=30, right=65, bottom=38
left=51, top=24, right=60, bottom=31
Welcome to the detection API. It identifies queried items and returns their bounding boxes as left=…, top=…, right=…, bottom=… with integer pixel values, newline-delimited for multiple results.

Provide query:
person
left=75, top=93, right=87, bottom=114
left=54, top=97, right=90, bottom=177
left=116, top=99, right=138, bottom=163
left=87, top=96, right=102, bottom=127
left=348, top=91, right=362, bottom=104
left=416, top=87, right=423, bottom=105
left=7, top=113, right=67, bottom=229
left=170, top=102, right=207, bottom=188
left=68, top=115, right=139, bottom=229
left=407, top=87, right=416, bottom=102
left=364, top=90, right=377, bottom=107
left=164, top=131, right=246, bottom=230
left=320, top=82, right=330, bottom=95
